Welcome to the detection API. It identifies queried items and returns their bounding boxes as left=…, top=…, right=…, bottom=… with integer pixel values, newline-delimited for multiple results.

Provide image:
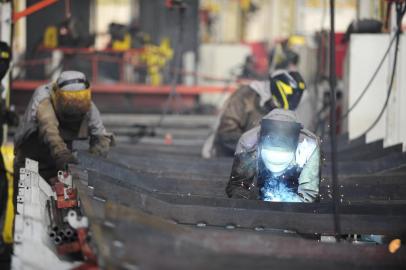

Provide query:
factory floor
left=9, top=114, right=406, bottom=269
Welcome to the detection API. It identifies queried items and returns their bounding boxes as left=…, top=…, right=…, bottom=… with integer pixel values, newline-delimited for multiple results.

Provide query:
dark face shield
left=258, top=119, right=301, bottom=173
left=257, top=119, right=302, bottom=202
left=258, top=119, right=301, bottom=156
left=270, top=71, right=305, bottom=110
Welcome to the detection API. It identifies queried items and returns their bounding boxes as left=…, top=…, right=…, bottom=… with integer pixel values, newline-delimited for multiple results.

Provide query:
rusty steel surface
left=72, top=164, right=406, bottom=270
left=68, top=123, right=406, bottom=269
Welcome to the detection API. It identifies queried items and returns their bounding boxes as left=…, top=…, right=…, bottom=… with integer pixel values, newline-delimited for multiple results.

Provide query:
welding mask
left=258, top=118, right=301, bottom=175
left=270, top=70, right=305, bottom=110
left=0, top=42, right=11, bottom=81
left=51, top=71, right=91, bottom=124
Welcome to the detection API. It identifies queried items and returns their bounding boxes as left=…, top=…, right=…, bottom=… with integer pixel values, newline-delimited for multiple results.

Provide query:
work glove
left=89, top=135, right=113, bottom=158
left=55, top=150, right=79, bottom=171
left=298, top=189, right=318, bottom=203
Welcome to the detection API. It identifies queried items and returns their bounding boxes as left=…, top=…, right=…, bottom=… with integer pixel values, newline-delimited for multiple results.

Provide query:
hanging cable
left=340, top=34, right=397, bottom=120
left=155, top=1, right=187, bottom=129
left=361, top=1, right=405, bottom=135
left=328, top=0, right=341, bottom=241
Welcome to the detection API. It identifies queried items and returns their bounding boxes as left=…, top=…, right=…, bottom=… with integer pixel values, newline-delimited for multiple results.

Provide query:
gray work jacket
left=226, top=125, right=320, bottom=202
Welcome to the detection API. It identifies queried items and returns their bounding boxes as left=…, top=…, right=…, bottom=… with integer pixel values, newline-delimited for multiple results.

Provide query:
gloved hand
left=55, top=150, right=78, bottom=171
left=298, top=190, right=317, bottom=203
left=89, top=135, right=113, bottom=157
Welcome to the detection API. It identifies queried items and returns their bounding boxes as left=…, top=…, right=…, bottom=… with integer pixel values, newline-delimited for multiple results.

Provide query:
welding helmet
left=51, top=71, right=91, bottom=123
left=0, top=41, right=11, bottom=81
left=258, top=109, right=302, bottom=174
left=270, top=70, right=305, bottom=110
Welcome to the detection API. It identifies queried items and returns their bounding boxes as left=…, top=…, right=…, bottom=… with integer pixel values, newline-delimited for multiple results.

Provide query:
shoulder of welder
left=14, top=83, right=54, bottom=146
left=235, top=126, right=260, bottom=154
left=29, top=83, right=54, bottom=119
left=229, top=85, right=257, bottom=102
left=33, top=83, right=53, bottom=103
left=297, top=128, right=320, bottom=158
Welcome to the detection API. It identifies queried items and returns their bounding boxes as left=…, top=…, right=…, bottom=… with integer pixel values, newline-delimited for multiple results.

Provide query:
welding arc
left=361, top=2, right=405, bottom=135
left=340, top=34, right=397, bottom=120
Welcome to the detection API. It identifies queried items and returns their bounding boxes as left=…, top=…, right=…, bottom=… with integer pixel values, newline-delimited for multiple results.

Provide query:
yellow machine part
left=240, top=0, right=251, bottom=12
left=288, top=35, right=306, bottom=47
left=141, top=38, right=173, bottom=86
left=43, top=26, right=58, bottom=49
left=112, top=33, right=132, bottom=51
left=1, top=143, right=14, bottom=244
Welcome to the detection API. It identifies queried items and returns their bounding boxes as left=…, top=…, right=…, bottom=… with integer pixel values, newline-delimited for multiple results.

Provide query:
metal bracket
left=66, top=210, right=89, bottom=229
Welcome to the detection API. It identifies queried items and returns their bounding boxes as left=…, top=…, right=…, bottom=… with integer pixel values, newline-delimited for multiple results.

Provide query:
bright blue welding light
left=259, top=147, right=301, bottom=202
left=260, top=147, right=295, bottom=174
left=259, top=138, right=318, bottom=203
left=261, top=181, right=302, bottom=202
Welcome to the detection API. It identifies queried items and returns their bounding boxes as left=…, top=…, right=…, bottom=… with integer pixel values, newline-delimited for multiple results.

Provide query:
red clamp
left=77, top=228, right=97, bottom=262
left=165, top=0, right=186, bottom=9
left=53, top=182, right=78, bottom=209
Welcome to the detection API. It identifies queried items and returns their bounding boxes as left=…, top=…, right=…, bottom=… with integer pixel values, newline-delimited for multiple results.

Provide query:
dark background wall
left=139, top=0, right=198, bottom=53
left=139, top=0, right=199, bottom=83
left=25, top=0, right=91, bottom=79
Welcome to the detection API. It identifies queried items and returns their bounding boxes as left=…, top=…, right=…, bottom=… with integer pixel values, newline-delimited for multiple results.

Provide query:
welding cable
left=361, top=1, right=405, bottom=135
left=340, top=33, right=397, bottom=120
left=155, top=4, right=187, bottom=129
left=328, top=0, right=341, bottom=241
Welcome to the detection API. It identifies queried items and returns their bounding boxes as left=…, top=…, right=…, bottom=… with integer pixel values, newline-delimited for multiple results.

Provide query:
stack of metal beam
left=70, top=115, right=406, bottom=269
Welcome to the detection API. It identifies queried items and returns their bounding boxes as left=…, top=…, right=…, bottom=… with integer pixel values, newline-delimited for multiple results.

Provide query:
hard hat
left=51, top=71, right=91, bottom=122
left=270, top=70, right=306, bottom=110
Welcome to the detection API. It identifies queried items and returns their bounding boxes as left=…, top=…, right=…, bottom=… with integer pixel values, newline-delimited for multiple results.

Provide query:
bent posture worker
left=226, top=109, right=320, bottom=202
left=14, top=70, right=113, bottom=182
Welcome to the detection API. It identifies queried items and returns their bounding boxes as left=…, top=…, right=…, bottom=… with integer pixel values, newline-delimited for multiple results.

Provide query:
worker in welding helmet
left=225, top=109, right=320, bottom=202
left=202, top=70, right=306, bottom=158
left=14, top=71, right=113, bottom=181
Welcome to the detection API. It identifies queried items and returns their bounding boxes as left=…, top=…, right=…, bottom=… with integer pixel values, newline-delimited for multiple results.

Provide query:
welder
left=225, top=109, right=320, bottom=202
left=14, top=71, right=113, bottom=182
left=202, top=70, right=306, bottom=158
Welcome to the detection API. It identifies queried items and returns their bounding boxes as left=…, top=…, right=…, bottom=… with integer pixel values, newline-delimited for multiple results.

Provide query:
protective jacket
left=14, top=83, right=111, bottom=180
left=210, top=81, right=276, bottom=157
left=225, top=111, right=320, bottom=202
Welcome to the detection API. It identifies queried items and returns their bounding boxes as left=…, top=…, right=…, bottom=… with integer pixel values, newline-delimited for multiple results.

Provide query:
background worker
left=203, top=70, right=306, bottom=158
left=14, top=70, right=113, bottom=183
left=225, top=109, right=320, bottom=202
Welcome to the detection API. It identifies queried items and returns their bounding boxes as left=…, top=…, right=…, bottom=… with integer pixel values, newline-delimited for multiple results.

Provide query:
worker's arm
left=88, top=102, right=113, bottom=157
left=37, top=99, right=77, bottom=169
left=297, top=145, right=320, bottom=202
left=216, top=93, right=247, bottom=153
left=225, top=150, right=258, bottom=199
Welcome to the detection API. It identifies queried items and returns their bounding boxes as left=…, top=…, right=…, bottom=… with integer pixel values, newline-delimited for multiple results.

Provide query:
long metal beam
left=71, top=166, right=406, bottom=236
left=74, top=178, right=406, bottom=270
